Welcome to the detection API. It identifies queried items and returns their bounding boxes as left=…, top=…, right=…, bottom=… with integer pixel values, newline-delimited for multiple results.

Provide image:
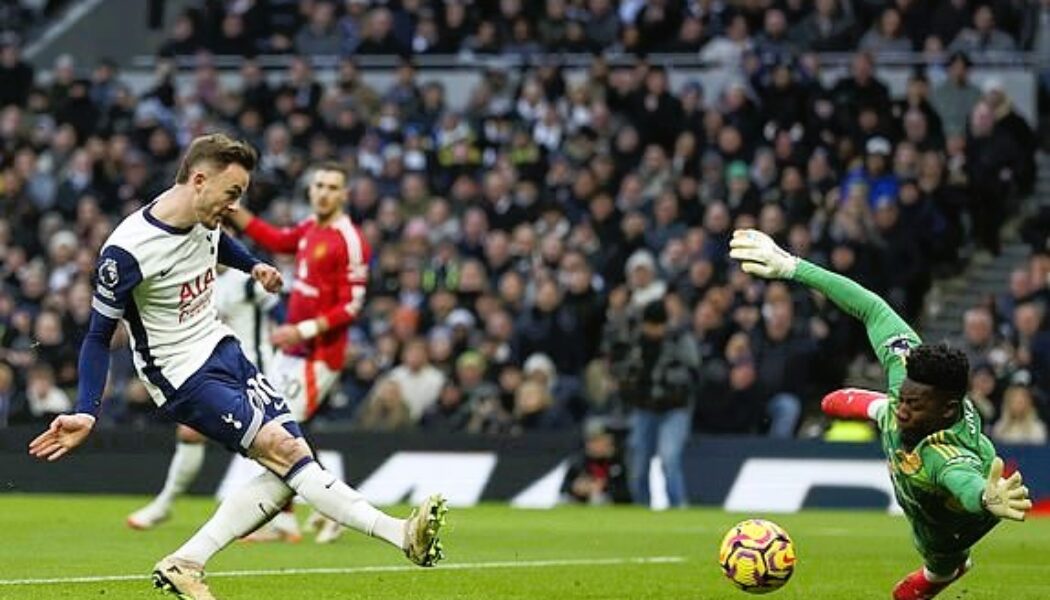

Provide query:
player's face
left=896, top=379, right=959, bottom=446
left=309, top=169, right=348, bottom=222
left=192, top=163, right=250, bottom=228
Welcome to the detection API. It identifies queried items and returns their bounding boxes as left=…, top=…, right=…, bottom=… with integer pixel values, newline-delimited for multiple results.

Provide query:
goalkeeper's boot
left=403, top=494, right=448, bottom=567
left=892, top=559, right=972, bottom=600
left=152, top=555, right=217, bottom=600
left=126, top=501, right=171, bottom=530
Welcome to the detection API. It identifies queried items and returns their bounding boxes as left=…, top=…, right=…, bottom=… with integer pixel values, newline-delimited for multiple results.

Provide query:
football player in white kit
left=28, top=134, right=446, bottom=600
left=125, top=263, right=283, bottom=533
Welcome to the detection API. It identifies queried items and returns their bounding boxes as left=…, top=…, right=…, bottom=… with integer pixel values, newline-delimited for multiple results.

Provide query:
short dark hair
left=175, top=133, right=258, bottom=183
left=906, top=343, right=969, bottom=398
left=312, top=160, right=349, bottom=183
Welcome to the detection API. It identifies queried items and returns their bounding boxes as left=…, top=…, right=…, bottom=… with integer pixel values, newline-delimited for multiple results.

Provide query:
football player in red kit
left=229, top=161, right=371, bottom=543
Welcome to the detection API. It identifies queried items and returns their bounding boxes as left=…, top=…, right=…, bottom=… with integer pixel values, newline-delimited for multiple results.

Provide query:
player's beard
left=899, top=426, right=923, bottom=451
left=314, top=199, right=341, bottom=223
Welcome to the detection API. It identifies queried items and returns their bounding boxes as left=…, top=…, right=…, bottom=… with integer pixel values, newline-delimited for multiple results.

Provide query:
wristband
left=296, top=319, right=321, bottom=340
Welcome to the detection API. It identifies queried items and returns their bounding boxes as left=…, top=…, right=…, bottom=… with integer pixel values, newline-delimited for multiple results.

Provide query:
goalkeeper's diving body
left=729, top=229, right=1033, bottom=600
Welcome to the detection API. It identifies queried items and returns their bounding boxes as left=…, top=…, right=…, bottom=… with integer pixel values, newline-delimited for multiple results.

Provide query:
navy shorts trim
left=161, top=337, right=302, bottom=455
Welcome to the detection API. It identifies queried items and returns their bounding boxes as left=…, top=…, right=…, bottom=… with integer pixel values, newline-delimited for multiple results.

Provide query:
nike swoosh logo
left=158, top=266, right=174, bottom=278
left=325, top=479, right=337, bottom=489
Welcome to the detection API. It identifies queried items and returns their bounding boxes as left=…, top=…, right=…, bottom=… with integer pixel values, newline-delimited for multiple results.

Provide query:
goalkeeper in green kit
left=729, top=229, right=1033, bottom=600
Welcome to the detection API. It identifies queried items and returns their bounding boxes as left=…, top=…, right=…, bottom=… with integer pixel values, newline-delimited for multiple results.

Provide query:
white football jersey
left=214, top=268, right=277, bottom=373
left=92, top=205, right=236, bottom=406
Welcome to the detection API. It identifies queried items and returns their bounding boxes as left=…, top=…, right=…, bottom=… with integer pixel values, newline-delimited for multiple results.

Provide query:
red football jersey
left=244, top=214, right=371, bottom=370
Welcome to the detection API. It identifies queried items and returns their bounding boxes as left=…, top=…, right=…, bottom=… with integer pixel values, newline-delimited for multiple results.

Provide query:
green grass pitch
left=0, top=495, right=1045, bottom=599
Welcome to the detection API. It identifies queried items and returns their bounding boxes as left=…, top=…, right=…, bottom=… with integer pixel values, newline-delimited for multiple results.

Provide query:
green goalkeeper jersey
left=793, top=260, right=999, bottom=552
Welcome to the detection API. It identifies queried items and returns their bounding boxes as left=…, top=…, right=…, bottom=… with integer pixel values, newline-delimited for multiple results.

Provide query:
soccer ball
left=718, top=518, right=796, bottom=594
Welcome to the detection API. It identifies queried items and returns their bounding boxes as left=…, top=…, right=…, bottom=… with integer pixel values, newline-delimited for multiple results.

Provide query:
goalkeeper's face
left=896, top=379, right=960, bottom=445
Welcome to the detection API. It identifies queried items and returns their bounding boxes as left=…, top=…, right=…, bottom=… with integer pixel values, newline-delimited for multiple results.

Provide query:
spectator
left=383, top=338, right=446, bottom=422
left=832, top=52, right=892, bottom=133
left=754, top=9, right=795, bottom=63
left=931, top=0, right=972, bottom=47
left=353, top=378, right=412, bottom=431
left=295, top=0, right=342, bottom=57
left=24, top=364, right=72, bottom=421
left=967, top=361, right=1000, bottom=421
left=560, top=420, right=630, bottom=505
left=967, top=101, right=1024, bottom=255
left=512, top=379, right=569, bottom=432
left=1010, top=302, right=1050, bottom=396
left=991, top=385, right=1048, bottom=444
left=842, top=137, right=899, bottom=208
left=931, top=51, right=981, bottom=138
left=791, top=0, right=855, bottom=52
left=356, top=8, right=406, bottom=55
left=584, top=0, right=619, bottom=50
left=158, top=10, right=202, bottom=56
left=514, top=278, right=586, bottom=377
left=0, top=35, right=32, bottom=108
left=954, top=306, right=1013, bottom=377
left=751, top=290, right=812, bottom=438
left=860, top=7, right=914, bottom=54
left=981, top=79, right=1036, bottom=195
left=607, top=300, right=699, bottom=508
left=949, top=5, right=1017, bottom=55
left=210, top=12, right=256, bottom=56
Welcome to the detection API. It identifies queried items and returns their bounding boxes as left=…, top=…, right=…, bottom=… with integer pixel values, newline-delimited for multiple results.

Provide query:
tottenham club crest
left=98, top=258, right=120, bottom=288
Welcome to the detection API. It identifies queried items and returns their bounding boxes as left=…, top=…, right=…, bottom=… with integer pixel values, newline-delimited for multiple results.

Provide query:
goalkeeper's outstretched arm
left=729, top=229, right=921, bottom=389
left=939, top=457, right=1032, bottom=521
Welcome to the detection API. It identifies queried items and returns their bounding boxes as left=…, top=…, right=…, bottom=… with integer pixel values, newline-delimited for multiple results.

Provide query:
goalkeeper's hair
left=906, top=343, right=969, bottom=400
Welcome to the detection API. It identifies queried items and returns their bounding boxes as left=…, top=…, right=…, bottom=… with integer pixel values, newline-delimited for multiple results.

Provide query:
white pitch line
left=0, top=556, right=686, bottom=586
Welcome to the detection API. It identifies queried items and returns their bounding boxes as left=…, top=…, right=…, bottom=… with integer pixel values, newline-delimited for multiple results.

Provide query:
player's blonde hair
left=175, top=133, right=258, bottom=183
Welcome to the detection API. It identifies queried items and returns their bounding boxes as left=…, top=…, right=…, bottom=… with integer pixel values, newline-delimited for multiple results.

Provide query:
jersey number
left=246, top=373, right=285, bottom=412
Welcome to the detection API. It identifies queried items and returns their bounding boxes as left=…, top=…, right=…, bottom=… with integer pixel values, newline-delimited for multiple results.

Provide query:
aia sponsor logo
left=178, top=268, right=215, bottom=322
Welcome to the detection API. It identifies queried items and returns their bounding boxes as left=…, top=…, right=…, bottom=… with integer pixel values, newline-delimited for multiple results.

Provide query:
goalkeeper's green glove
left=982, top=457, right=1032, bottom=521
left=728, top=228, right=799, bottom=280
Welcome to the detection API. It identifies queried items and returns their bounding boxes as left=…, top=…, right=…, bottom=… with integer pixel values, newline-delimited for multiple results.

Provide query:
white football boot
left=152, top=555, right=217, bottom=600
left=403, top=494, right=448, bottom=567
left=126, top=501, right=171, bottom=530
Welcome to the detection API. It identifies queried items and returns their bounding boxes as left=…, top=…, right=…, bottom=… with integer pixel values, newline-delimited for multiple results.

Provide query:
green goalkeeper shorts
left=912, top=535, right=970, bottom=577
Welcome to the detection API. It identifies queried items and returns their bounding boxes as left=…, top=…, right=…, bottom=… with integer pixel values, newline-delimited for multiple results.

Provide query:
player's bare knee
left=249, top=422, right=311, bottom=471
left=274, top=435, right=310, bottom=465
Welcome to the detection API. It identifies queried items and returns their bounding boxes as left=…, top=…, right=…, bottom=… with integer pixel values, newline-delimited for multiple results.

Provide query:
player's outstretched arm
left=230, top=206, right=308, bottom=255
left=937, top=456, right=1032, bottom=520
left=29, top=414, right=95, bottom=461
left=730, top=229, right=920, bottom=372
left=821, top=388, right=888, bottom=421
left=28, top=308, right=117, bottom=461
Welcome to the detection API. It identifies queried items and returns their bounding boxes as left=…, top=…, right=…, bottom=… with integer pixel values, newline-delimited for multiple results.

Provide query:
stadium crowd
left=0, top=0, right=1047, bottom=479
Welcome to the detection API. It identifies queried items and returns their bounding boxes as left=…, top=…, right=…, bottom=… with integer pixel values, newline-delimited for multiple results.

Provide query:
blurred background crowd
left=0, top=0, right=1048, bottom=505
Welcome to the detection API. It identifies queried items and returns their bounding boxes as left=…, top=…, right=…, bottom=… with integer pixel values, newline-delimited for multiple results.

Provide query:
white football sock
left=867, top=399, right=889, bottom=420
left=155, top=442, right=206, bottom=508
left=286, top=461, right=405, bottom=549
left=174, top=470, right=293, bottom=566
left=922, top=567, right=955, bottom=583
